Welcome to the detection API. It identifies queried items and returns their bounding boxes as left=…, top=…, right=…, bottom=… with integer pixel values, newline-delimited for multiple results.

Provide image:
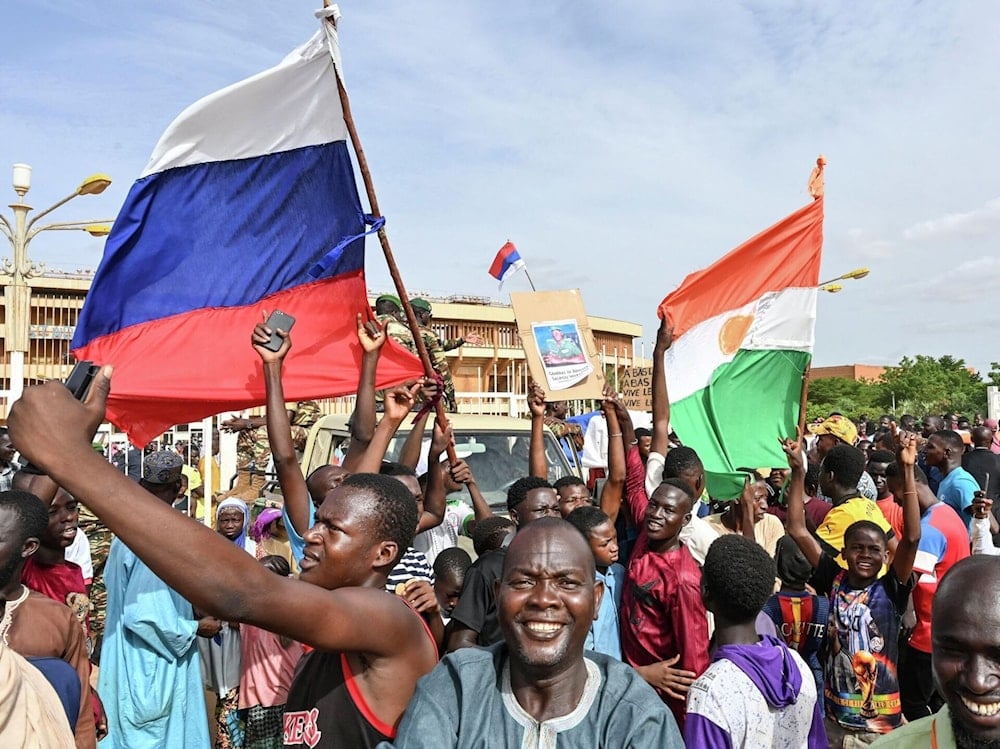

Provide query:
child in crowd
left=762, top=535, right=830, bottom=698
left=239, top=556, right=304, bottom=749
left=565, top=505, right=625, bottom=659
left=471, top=515, right=514, bottom=556
left=432, top=547, right=472, bottom=624
left=686, top=534, right=825, bottom=748
left=782, top=431, right=921, bottom=745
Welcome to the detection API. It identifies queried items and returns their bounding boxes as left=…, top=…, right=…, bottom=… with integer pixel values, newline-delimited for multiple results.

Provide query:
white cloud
left=902, top=198, right=1000, bottom=241
left=4, top=0, right=1000, bottom=375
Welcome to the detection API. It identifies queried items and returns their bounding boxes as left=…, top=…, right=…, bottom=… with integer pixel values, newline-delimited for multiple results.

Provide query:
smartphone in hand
left=262, top=311, right=296, bottom=352
left=64, top=360, right=99, bottom=400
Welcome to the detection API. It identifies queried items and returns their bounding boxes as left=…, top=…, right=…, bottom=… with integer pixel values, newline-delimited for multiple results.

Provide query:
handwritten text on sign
left=620, top=366, right=652, bottom=411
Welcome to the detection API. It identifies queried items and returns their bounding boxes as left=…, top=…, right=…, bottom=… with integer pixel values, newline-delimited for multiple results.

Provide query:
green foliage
left=807, top=355, right=988, bottom=420
left=805, top=376, right=881, bottom=422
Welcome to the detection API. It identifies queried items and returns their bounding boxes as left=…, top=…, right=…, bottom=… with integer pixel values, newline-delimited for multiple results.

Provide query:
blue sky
left=3, top=1, right=999, bottom=375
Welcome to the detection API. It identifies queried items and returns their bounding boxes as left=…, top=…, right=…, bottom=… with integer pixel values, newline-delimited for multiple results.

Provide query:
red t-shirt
left=22, top=556, right=91, bottom=645
left=909, top=502, right=970, bottom=653
left=621, top=541, right=710, bottom=729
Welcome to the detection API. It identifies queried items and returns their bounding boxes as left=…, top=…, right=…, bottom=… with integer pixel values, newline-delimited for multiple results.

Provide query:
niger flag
left=658, top=198, right=823, bottom=499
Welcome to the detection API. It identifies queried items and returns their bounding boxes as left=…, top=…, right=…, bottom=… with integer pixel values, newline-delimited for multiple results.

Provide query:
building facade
left=0, top=275, right=644, bottom=417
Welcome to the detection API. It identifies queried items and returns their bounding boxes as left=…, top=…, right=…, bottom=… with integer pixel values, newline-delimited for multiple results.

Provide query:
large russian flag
left=72, top=18, right=422, bottom=446
left=658, top=198, right=823, bottom=499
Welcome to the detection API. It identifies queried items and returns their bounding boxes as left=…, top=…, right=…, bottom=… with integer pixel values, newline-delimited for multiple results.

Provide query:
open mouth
left=646, top=519, right=664, bottom=532
left=299, top=551, right=319, bottom=571
left=960, top=695, right=1000, bottom=718
left=522, top=621, right=566, bottom=638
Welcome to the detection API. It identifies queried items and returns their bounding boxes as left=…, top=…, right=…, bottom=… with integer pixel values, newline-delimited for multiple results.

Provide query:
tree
left=805, top=376, right=880, bottom=422
left=873, top=355, right=986, bottom=417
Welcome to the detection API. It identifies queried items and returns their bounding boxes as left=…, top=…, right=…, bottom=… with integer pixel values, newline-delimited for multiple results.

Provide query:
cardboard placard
left=619, top=366, right=652, bottom=411
left=510, top=290, right=605, bottom=400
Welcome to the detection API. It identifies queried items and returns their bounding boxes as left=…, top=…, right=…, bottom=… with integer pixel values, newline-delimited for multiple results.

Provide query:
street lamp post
left=0, top=164, right=114, bottom=407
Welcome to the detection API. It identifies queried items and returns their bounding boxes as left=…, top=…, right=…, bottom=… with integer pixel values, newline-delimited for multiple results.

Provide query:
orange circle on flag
left=718, top=315, right=754, bottom=355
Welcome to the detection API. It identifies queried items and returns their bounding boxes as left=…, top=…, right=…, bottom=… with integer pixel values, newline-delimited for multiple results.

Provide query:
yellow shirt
left=816, top=496, right=893, bottom=570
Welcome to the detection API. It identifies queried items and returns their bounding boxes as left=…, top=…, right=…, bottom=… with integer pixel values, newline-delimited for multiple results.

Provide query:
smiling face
left=841, top=526, right=888, bottom=586
left=644, top=484, right=692, bottom=551
left=42, top=489, right=79, bottom=550
left=497, top=520, right=600, bottom=676
left=933, top=561, right=1000, bottom=743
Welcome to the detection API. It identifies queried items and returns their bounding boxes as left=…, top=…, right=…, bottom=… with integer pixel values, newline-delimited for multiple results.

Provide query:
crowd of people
left=1, top=312, right=999, bottom=748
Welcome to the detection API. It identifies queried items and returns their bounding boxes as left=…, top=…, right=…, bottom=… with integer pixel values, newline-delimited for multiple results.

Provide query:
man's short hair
left=663, top=446, right=702, bottom=479
left=379, top=461, right=417, bottom=478
left=804, top=463, right=821, bottom=495
left=774, top=535, right=812, bottom=588
left=0, top=490, right=48, bottom=546
left=553, top=475, right=586, bottom=491
left=564, top=505, right=611, bottom=537
left=659, top=476, right=696, bottom=501
left=472, top=515, right=514, bottom=556
left=634, top=428, right=652, bottom=439
left=703, top=534, right=776, bottom=623
left=506, top=476, right=552, bottom=512
left=844, top=519, right=887, bottom=546
left=822, top=444, right=866, bottom=488
left=933, top=429, right=965, bottom=453
left=868, top=449, right=895, bottom=465
left=433, top=547, right=472, bottom=580
left=340, top=473, right=417, bottom=566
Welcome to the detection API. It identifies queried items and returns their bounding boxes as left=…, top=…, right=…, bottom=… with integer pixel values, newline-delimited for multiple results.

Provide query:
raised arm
left=416, top=421, right=451, bottom=533
left=650, top=317, right=674, bottom=457
left=449, top=459, right=493, bottom=525
left=527, top=380, right=548, bottom=479
left=892, top=431, right=921, bottom=582
left=349, top=383, right=420, bottom=474
left=780, top=432, right=822, bottom=568
left=8, top=372, right=431, bottom=658
left=341, top=314, right=385, bottom=472
left=253, top=321, right=311, bottom=537
left=599, top=391, right=626, bottom=525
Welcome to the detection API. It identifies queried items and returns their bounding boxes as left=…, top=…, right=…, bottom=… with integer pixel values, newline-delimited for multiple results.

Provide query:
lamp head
left=77, top=174, right=111, bottom=196
left=12, top=163, right=32, bottom=198
left=844, top=267, right=870, bottom=280
left=84, top=224, right=112, bottom=237
left=820, top=284, right=843, bottom=294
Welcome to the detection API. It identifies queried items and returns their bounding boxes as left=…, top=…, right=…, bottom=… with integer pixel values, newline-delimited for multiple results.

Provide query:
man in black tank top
left=7, top=327, right=439, bottom=749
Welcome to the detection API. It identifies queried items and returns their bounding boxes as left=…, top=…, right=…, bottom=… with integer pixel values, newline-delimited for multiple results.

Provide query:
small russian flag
left=488, top=241, right=527, bottom=289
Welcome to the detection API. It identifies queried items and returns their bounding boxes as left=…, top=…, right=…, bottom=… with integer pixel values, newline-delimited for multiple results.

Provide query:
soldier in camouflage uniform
left=220, top=401, right=321, bottom=500
left=374, top=294, right=417, bottom=354
left=411, top=298, right=458, bottom=412
left=78, top=501, right=113, bottom=664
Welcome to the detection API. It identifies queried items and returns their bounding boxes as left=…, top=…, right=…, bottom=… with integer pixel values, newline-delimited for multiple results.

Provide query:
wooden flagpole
left=322, top=7, right=457, bottom=462
left=798, top=364, right=811, bottom=436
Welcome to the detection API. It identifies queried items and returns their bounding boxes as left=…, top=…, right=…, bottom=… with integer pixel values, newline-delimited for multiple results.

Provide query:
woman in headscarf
left=199, top=498, right=254, bottom=749
left=249, top=508, right=296, bottom=574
